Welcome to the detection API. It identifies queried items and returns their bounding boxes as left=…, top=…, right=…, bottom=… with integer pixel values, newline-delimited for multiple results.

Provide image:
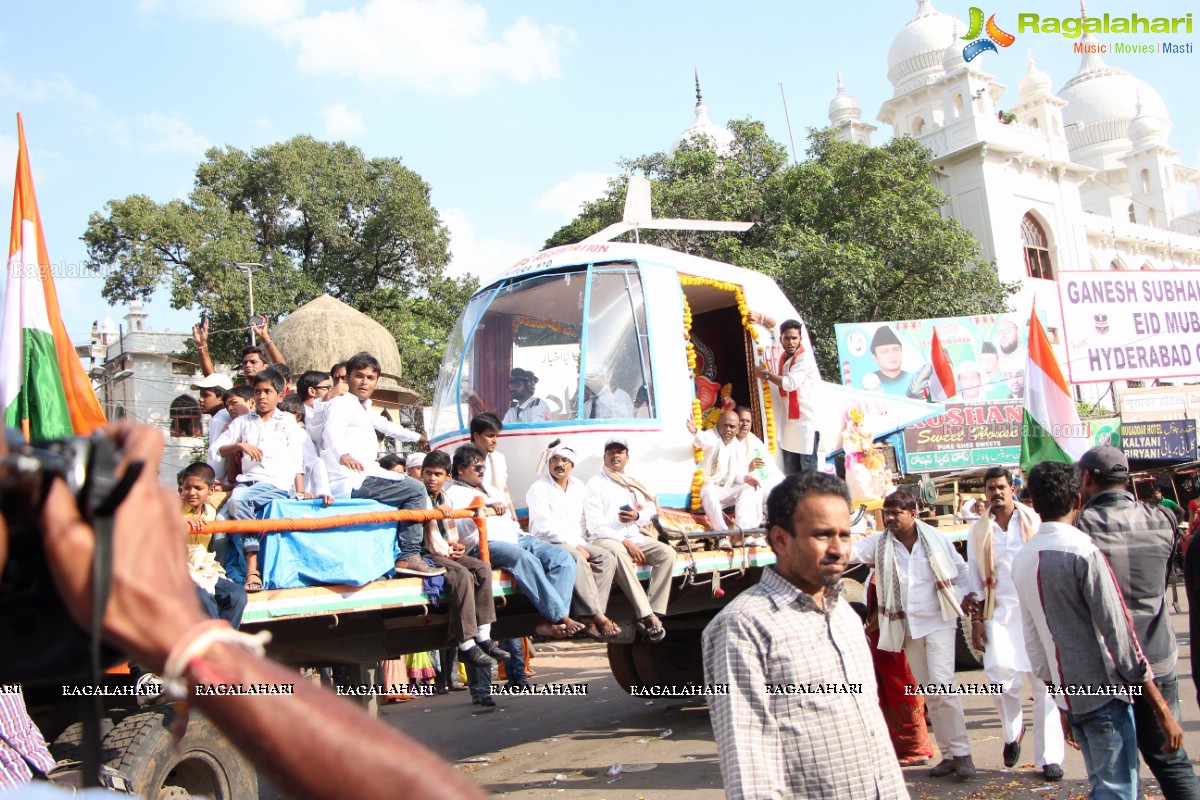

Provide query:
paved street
left=264, top=597, right=1200, bottom=799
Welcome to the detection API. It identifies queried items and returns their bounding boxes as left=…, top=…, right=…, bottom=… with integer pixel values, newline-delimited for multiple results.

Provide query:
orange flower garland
left=680, top=275, right=780, bottom=510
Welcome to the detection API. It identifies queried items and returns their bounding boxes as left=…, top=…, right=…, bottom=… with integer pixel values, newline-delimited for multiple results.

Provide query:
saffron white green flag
left=1, top=113, right=105, bottom=441
left=1020, top=305, right=1089, bottom=471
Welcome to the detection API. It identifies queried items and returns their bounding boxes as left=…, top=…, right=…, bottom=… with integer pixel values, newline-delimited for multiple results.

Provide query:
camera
left=0, top=429, right=126, bottom=683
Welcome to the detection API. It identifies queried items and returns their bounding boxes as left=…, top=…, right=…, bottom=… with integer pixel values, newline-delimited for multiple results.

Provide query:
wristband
left=162, top=619, right=272, bottom=701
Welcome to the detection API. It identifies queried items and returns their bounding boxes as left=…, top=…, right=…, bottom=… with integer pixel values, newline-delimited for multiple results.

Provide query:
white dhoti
left=700, top=483, right=764, bottom=531
left=983, top=614, right=1064, bottom=767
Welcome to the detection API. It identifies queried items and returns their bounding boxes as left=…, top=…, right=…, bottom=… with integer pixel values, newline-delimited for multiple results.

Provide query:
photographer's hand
left=38, top=422, right=208, bottom=673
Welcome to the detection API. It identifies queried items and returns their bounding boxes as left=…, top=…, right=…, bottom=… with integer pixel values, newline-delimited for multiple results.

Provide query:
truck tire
left=630, top=630, right=705, bottom=689
left=102, top=709, right=257, bottom=800
left=50, top=719, right=115, bottom=764
left=607, top=643, right=640, bottom=693
left=955, top=615, right=983, bottom=671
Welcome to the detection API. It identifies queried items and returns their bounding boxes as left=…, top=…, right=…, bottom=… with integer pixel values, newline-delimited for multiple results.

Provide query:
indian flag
left=929, top=326, right=956, bottom=402
left=0, top=114, right=105, bottom=442
left=1020, top=305, right=1089, bottom=471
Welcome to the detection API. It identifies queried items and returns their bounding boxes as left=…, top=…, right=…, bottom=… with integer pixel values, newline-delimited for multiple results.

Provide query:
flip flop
left=638, top=616, right=666, bottom=642
left=596, top=619, right=623, bottom=639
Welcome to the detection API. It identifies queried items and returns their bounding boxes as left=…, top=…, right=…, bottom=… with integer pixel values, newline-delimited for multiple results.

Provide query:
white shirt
left=303, top=398, right=330, bottom=446
left=775, top=337, right=821, bottom=455
left=965, top=511, right=1024, bottom=625
left=851, top=532, right=967, bottom=640
left=215, top=410, right=305, bottom=493
left=206, top=408, right=231, bottom=482
left=321, top=393, right=421, bottom=496
left=585, top=388, right=635, bottom=419
left=503, top=396, right=552, bottom=424
left=445, top=481, right=521, bottom=549
left=694, top=429, right=741, bottom=489
left=301, top=437, right=331, bottom=497
left=480, top=449, right=517, bottom=518
left=960, top=498, right=980, bottom=521
left=584, top=471, right=653, bottom=543
left=735, top=432, right=782, bottom=486
left=527, top=474, right=587, bottom=548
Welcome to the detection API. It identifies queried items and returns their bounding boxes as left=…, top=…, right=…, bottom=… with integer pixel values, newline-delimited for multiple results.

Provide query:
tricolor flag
left=1019, top=305, right=1088, bottom=471
left=1, top=114, right=105, bottom=441
left=929, top=327, right=956, bottom=401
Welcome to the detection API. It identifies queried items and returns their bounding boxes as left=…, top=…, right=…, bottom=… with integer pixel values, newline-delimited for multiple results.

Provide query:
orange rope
left=201, top=497, right=488, bottom=535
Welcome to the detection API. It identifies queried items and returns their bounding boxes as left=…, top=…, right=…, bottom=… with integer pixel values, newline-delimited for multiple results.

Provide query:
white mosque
left=677, top=0, right=1200, bottom=407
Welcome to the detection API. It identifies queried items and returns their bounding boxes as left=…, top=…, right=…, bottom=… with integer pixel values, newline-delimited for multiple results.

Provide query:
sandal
left=595, top=618, right=622, bottom=639
left=244, top=570, right=264, bottom=593
left=638, top=615, right=666, bottom=642
left=534, top=620, right=569, bottom=639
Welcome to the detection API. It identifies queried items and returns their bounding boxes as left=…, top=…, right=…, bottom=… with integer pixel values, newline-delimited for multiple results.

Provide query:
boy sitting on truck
left=216, top=368, right=307, bottom=593
left=179, top=462, right=247, bottom=627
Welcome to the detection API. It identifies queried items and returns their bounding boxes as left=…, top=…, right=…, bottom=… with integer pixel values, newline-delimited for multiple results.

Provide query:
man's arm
left=848, top=533, right=879, bottom=566
left=253, top=319, right=286, bottom=367
left=702, top=614, right=785, bottom=799
left=371, top=413, right=425, bottom=448
left=193, top=319, right=215, bottom=377
left=583, top=482, right=624, bottom=542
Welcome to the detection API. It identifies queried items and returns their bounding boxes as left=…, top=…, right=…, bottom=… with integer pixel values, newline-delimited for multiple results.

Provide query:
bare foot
left=559, top=616, right=587, bottom=637
left=534, top=619, right=569, bottom=639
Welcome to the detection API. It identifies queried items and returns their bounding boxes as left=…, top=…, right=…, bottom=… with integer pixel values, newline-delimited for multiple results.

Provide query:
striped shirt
left=703, top=568, right=907, bottom=800
left=0, top=687, right=54, bottom=788
left=1013, top=521, right=1151, bottom=715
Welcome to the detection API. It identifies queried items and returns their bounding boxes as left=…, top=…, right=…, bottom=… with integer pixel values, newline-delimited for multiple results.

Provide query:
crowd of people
left=705, top=447, right=1197, bottom=800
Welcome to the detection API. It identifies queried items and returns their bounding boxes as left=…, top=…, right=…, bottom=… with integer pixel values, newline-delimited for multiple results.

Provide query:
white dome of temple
left=828, top=72, right=862, bottom=124
left=1018, top=54, right=1053, bottom=100
left=1058, top=33, right=1171, bottom=156
left=886, top=0, right=966, bottom=93
left=1128, top=96, right=1166, bottom=147
left=673, top=70, right=734, bottom=156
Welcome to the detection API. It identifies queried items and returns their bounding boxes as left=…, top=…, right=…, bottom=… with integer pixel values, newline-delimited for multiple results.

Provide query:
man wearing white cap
left=582, top=367, right=634, bottom=420
left=192, top=372, right=234, bottom=484
left=406, top=451, right=425, bottom=480
left=527, top=440, right=622, bottom=639
left=583, top=437, right=677, bottom=640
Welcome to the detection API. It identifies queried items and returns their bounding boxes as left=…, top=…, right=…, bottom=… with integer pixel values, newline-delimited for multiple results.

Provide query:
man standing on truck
left=1074, top=446, right=1200, bottom=799
left=850, top=490, right=975, bottom=781
left=750, top=312, right=821, bottom=473
left=703, top=471, right=908, bottom=799
left=961, top=467, right=1062, bottom=781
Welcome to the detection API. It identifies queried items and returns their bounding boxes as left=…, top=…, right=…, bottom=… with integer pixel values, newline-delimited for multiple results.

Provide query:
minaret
left=827, top=72, right=876, bottom=145
left=672, top=67, right=734, bottom=154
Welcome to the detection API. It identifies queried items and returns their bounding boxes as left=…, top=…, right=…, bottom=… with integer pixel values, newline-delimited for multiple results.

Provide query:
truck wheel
left=102, top=709, right=257, bottom=800
left=607, top=643, right=639, bottom=693
left=630, top=630, right=705, bottom=689
left=50, top=719, right=115, bottom=764
left=955, top=616, right=983, bottom=671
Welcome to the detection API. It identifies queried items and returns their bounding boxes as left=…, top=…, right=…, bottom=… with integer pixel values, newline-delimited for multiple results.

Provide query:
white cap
left=191, top=373, right=234, bottom=391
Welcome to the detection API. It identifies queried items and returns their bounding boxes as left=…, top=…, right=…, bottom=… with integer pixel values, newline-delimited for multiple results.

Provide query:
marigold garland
left=680, top=275, right=779, bottom=510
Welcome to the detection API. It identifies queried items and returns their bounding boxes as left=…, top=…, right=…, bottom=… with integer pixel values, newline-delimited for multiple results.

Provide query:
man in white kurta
left=751, top=314, right=821, bottom=473
left=734, top=405, right=783, bottom=497
left=690, top=409, right=767, bottom=548
left=963, top=468, right=1064, bottom=780
left=583, top=438, right=677, bottom=637
left=851, top=490, right=975, bottom=780
left=526, top=442, right=622, bottom=638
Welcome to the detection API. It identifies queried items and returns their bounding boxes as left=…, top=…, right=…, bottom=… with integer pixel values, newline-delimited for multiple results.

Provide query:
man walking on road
left=703, top=472, right=908, bottom=799
left=1016, top=460, right=1183, bottom=800
left=1074, top=446, right=1200, bottom=799
left=851, top=490, right=975, bottom=780
left=962, top=467, right=1064, bottom=780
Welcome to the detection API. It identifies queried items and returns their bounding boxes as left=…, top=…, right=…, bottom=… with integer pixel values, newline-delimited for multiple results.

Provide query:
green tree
left=547, top=125, right=1014, bottom=379
left=84, top=136, right=475, bottom=395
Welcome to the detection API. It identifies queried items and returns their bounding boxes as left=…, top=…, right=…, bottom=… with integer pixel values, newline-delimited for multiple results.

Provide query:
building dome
left=887, top=0, right=966, bottom=93
left=270, top=293, right=419, bottom=405
left=828, top=72, right=862, bottom=124
left=1058, top=33, right=1171, bottom=153
left=940, top=37, right=967, bottom=75
left=1018, top=54, right=1053, bottom=100
left=1128, top=96, right=1166, bottom=146
left=673, top=70, right=734, bottom=155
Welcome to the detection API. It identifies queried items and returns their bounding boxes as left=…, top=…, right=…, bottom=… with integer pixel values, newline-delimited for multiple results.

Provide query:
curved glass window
left=429, top=262, right=655, bottom=438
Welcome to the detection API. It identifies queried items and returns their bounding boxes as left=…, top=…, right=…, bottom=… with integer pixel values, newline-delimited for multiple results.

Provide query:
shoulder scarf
left=968, top=502, right=1039, bottom=621
left=876, top=520, right=965, bottom=652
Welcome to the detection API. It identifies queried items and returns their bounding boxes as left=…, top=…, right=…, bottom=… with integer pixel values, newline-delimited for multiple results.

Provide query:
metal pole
left=778, top=83, right=798, bottom=166
left=247, top=269, right=256, bottom=346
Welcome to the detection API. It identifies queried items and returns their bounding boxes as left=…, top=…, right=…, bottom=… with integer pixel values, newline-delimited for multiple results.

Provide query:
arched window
left=1111, top=258, right=1127, bottom=271
left=1141, top=262, right=1155, bottom=271
left=952, top=94, right=964, bottom=118
left=911, top=117, right=926, bottom=136
left=1140, top=169, right=1151, bottom=193
left=1029, top=118, right=1040, bottom=129
left=170, top=395, right=202, bottom=438
left=1021, top=214, right=1054, bottom=280
left=1128, top=203, right=1136, bottom=223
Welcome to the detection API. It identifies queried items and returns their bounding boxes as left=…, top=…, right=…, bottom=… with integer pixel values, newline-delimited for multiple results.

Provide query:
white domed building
left=847, top=0, right=1200, bottom=405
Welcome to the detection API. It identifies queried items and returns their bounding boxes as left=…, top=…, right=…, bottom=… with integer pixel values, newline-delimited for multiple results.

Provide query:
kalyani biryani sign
left=1058, top=271, right=1200, bottom=384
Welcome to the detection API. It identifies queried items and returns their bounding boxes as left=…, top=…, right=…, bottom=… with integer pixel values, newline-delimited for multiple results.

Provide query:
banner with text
left=1120, top=419, right=1198, bottom=462
left=901, top=401, right=1023, bottom=473
left=1058, top=271, right=1200, bottom=383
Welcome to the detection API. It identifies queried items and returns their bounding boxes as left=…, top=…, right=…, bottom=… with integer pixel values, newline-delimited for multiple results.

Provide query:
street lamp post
left=220, top=260, right=265, bottom=345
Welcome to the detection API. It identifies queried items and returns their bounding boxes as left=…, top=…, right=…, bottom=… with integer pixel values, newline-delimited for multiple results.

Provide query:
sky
left=2, top=0, right=1198, bottom=348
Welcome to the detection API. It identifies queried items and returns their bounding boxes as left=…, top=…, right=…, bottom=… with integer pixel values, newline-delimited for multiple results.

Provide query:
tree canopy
left=547, top=124, right=1014, bottom=378
left=84, top=136, right=476, bottom=394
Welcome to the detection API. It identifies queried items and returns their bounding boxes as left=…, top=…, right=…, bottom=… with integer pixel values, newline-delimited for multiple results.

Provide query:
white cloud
left=0, top=72, right=101, bottom=113
left=137, top=112, right=211, bottom=155
left=442, top=207, right=536, bottom=285
left=150, top=0, right=574, bottom=97
left=536, top=171, right=612, bottom=220
left=321, top=104, right=366, bottom=139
